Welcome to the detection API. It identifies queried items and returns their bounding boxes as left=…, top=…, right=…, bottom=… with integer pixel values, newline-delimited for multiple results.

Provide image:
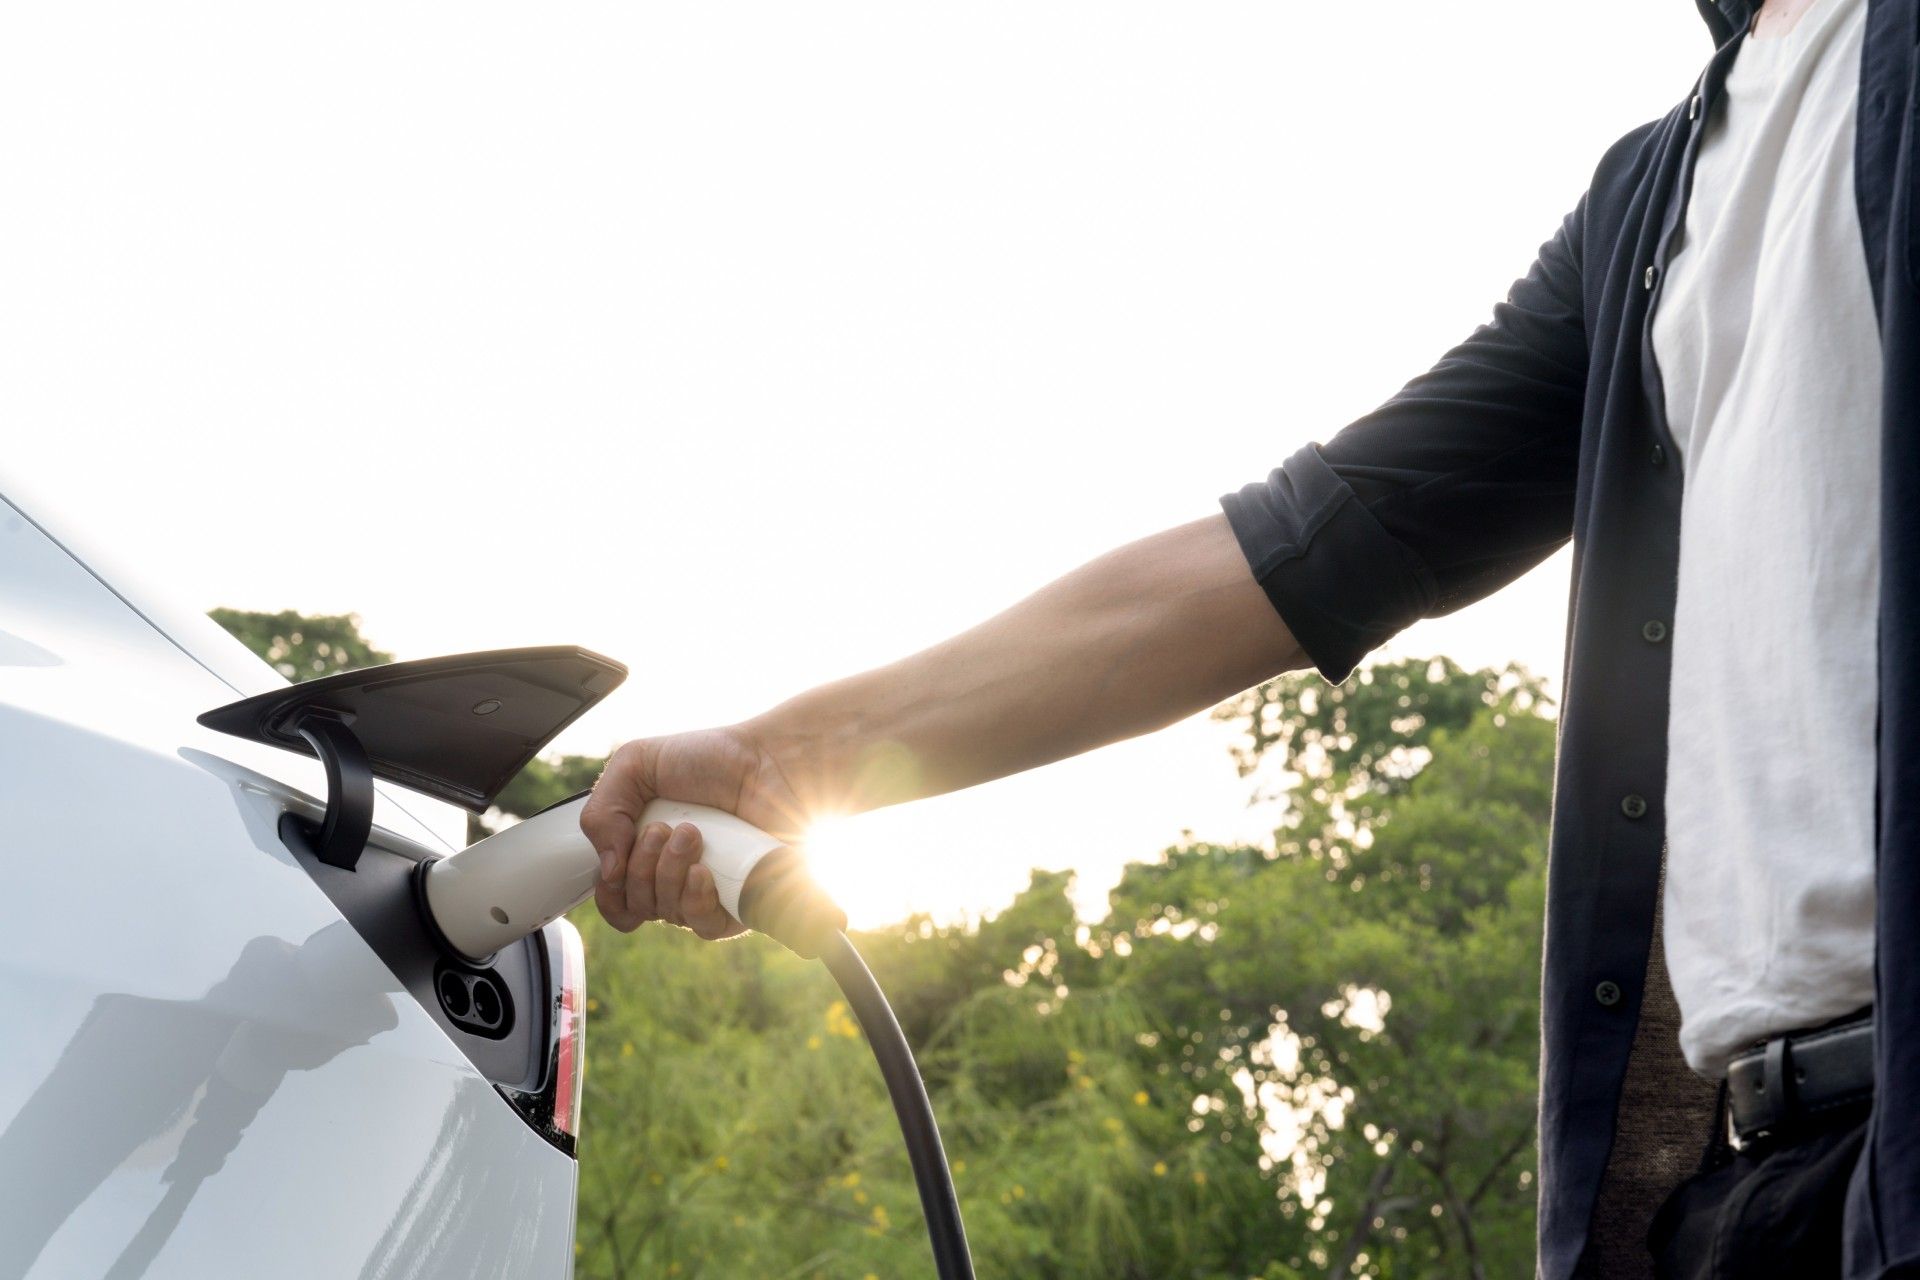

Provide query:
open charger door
left=199, top=645, right=627, bottom=870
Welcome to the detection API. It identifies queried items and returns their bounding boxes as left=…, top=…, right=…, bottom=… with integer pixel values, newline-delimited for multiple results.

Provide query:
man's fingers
left=653, top=822, right=702, bottom=925
left=580, top=742, right=651, bottom=881
left=600, top=823, right=742, bottom=941
left=585, top=742, right=660, bottom=931
left=683, top=865, right=741, bottom=940
left=593, top=875, right=639, bottom=932
left=622, top=822, right=669, bottom=923
left=584, top=811, right=636, bottom=900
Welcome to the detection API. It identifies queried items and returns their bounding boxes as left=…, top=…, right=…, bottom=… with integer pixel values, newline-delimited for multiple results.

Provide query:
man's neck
left=1751, top=0, right=1820, bottom=40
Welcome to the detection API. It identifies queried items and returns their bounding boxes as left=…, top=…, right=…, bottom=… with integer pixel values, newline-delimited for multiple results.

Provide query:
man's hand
left=581, top=726, right=810, bottom=938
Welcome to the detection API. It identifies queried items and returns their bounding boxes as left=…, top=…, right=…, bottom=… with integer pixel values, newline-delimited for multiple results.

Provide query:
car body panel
left=0, top=469, right=470, bottom=851
left=0, top=495, right=578, bottom=1277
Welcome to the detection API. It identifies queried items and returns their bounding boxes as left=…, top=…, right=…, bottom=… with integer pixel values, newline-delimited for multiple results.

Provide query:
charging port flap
left=199, top=646, right=627, bottom=870
left=200, top=646, right=626, bottom=812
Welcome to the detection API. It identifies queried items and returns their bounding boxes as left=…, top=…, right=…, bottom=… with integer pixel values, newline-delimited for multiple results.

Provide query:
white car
left=0, top=480, right=595, bottom=1279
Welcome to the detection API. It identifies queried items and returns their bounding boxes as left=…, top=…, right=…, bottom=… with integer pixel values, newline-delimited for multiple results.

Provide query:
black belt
left=1724, top=1010, right=1874, bottom=1151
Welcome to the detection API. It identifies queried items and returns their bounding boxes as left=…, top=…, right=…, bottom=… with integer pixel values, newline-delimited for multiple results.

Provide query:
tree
left=1091, top=658, right=1552, bottom=1276
left=207, top=607, right=393, bottom=682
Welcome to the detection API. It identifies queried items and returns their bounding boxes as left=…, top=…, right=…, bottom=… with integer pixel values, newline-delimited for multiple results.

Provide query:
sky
left=1, top=2, right=1710, bottom=927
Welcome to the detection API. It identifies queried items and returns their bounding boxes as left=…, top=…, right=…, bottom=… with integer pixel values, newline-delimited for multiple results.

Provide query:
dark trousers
left=1647, top=1094, right=1870, bottom=1280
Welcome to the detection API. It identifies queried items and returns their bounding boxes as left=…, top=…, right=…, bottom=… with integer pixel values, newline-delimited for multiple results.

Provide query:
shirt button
left=1651, top=444, right=1667, bottom=467
left=1644, top=265, right=1659, bottom=291
left=1620, top=794, right=1649, bottom=819
left=1642, top=620, right=1668, bottom=644
left=1688, top=95, right=1701, bottom=121
left=1595, top=980, right=1623, bottom=1008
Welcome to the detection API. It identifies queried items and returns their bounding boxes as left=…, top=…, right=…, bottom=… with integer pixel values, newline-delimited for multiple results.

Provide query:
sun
left=801, top=813, right=910, bottom=930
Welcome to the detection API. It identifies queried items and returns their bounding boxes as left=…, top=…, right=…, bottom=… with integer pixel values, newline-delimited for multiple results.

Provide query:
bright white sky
left=1, top=2, right=1709, bottom=927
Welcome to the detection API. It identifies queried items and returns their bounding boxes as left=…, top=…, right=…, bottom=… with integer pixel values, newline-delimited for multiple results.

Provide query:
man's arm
left=755, top=512, right=1306, bottom=812
left=581, top=513, right=1304, bottom=937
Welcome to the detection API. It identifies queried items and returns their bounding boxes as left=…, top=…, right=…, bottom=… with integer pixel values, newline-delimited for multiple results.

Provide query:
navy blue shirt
left=1222, top=3, right=1920, bottom=1275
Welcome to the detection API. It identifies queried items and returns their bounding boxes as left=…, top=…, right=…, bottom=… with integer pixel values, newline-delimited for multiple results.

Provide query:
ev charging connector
left=417, top=797, right=847, bottom=962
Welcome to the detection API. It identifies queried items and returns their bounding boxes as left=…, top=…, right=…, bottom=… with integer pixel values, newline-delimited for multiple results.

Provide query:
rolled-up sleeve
left=1223, top=198, right=1589, bottom=682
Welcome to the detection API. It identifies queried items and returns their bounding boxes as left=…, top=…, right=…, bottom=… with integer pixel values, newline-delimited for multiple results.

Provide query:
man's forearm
left=743, top=513, right=1307, bottom=817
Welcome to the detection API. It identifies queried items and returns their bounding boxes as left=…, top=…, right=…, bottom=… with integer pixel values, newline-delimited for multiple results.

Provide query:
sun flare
left=802, top=813, right=914, bottom=930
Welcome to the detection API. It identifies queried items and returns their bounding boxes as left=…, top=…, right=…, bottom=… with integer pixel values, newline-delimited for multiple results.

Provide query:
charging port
left=435, top=963, right=515, bottom=1039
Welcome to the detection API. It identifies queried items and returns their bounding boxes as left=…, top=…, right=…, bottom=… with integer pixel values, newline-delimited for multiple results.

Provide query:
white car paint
left=0, top=492, right=578, bottom=1278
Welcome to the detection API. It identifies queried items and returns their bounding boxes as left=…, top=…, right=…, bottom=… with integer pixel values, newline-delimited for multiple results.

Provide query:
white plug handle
left=420, top=795, right=785, bottom=963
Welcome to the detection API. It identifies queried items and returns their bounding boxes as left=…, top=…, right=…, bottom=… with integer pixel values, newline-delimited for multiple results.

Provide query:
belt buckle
left=1725, top=1107, right=1768, bottom=1155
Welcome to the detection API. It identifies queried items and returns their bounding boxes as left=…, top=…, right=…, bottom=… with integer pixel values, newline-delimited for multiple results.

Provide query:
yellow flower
left=952, top=1160, right=966, bottom=1176
left=1133, top=1091, right=1150, bottom=1106
left=732, top=1214, right=746, bottom=1227
left=620, top=1042, right=635, bottom=1059
left=1076, top=1075, right=1094, bottom=1090
left=649, top=1171, right=664, bottom=1186
left=841, top=1171, right=861, bottom=1188
left=713, top=1155, right=730, bottom=1172
left=586, top=998, right=600, bottom=1013
left=807, top=1035, right=822, bottom=1051
left=1012, top=1185, right=1026, bottom=1200
left=854, top=1189, right=868, bottom=1204
left=1153, top=1161, right=1168, bottom=1177
left=825, top=1001, right=862, bottom=1039
left=574, top=1242, right=583, bottom=1256
left=1102, top=1117, right=1122, bottom=1134
left=1192, top=1170, right=1208, bottom=1186
left=1067, top=1049, right=1085, bottom=1064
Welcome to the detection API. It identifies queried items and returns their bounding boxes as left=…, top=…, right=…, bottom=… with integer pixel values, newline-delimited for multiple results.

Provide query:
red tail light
left=551, top=917, right=586, bottom=1143
left=498, top=916, right=586, bottom=1156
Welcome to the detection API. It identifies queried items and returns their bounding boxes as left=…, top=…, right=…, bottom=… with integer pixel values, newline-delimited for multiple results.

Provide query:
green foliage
left=573, top=657, right=1553, bottom=1279
left=208, top=607, right=393, bottom=682
left=494, top=754, right=609, bottom=820
left=1214, top=655, right=1549, bottom=804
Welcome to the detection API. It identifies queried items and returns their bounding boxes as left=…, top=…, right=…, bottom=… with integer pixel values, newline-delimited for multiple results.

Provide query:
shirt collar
left=1695, top=0, right=1756, bottom=45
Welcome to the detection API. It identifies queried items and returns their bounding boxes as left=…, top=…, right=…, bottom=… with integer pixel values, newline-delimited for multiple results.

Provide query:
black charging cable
left=820, top=931, right=975, bottom=1280
left=731, top=849, right=975, bottom=1277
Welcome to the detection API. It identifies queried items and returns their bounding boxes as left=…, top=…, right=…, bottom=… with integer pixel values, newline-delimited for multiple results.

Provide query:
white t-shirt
left=1652, top=0, right=1881, bottom=1078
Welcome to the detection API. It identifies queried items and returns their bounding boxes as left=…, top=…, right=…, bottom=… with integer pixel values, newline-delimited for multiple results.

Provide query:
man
left=582, top=0, right=1920, bottom=1273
